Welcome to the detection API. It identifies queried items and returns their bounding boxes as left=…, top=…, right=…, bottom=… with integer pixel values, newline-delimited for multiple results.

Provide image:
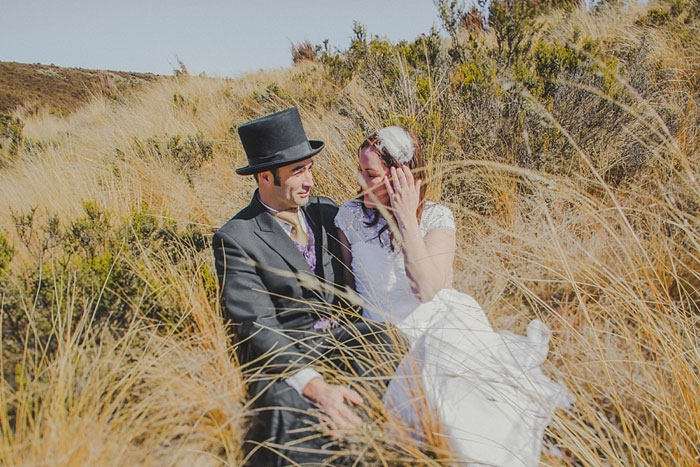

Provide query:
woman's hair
left=358, top=127, right=429, bottom=247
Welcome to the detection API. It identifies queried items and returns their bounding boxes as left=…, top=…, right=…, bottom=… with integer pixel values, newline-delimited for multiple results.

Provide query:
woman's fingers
left=384, top=175, right=394, bottom=195
left=386, top=166, right=420, bottom=213
left=383, top=175, right=395, bottom=203
left=392, top=166, right=407, bottom=190
left=390, top=165, right=416, bottom=194
left=402, top=165, right=414, bottom=186
left=399, top=165, right=410, bottom=188
left=389, top=167, right=398, bottom=190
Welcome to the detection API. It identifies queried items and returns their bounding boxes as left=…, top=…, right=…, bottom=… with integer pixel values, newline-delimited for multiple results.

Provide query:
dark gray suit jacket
left=212, top=190, right=348, bottom=375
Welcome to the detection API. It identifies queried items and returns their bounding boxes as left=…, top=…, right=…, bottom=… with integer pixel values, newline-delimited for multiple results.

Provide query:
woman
left=335, top=126, right=572, bottom=466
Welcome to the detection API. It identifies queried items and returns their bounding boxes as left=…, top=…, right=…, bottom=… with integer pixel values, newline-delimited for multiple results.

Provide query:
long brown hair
left=358, top=129, right=429, bottom=247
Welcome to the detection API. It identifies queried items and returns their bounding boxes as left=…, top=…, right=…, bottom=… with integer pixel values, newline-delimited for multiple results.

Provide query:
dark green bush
left=487, top=0, right=538, bottom=64
left=636, top=8, right=672, bottom=27
left=1, top=202, right=214, bottom=385
left=312, top=0, right=691, bottom=194
left=531, top=39, right=587, bottom=99
left=167, top=132, right=213, bottom=171
left=0, top=114, right=24, bottom=166
left=0, top=230, right=13, bottom=274
left=131, top=131, right=214, bottom=172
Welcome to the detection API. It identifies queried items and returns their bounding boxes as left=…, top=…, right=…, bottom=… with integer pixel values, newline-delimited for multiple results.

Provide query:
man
left=213, top=108, right=391, bottom=465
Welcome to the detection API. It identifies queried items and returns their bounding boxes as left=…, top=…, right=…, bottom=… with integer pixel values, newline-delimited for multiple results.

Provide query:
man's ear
left=258, top=170, right=271, bottom=185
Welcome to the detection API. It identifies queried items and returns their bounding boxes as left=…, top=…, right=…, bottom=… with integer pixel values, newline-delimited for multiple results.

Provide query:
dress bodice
left=335, top=200, right=456, bottom=323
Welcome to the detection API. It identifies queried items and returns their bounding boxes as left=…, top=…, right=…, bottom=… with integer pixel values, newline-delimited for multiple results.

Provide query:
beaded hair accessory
left=375, top=126, right=415, bottom=164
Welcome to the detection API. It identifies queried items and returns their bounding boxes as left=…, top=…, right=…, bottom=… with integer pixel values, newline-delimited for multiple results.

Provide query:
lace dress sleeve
left=420, top=202, right=456, bottom=236
left=334, top=201, right=363, bottom=245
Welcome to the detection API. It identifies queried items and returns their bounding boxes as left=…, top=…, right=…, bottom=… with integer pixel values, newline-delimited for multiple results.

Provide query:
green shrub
left=172, top=92, right=198, bottom=114
left=0, top=230, right=13, bottom=274
left=1, top=201, right=214, bottom=383
left=0, top=114, right=24, bottom=166
left=312, top=0, right=687, bottom=189
left=487, top=0, right=538, bottom=64
left=65, top=201, right=111, bottom=257
left=167, top=132, right=213, bottom=171
left=531, top=39, right=587, bottom=99
left=452, top=55, right=499, bottom=100
left=132, top=131, right=214, bottom=172
left=636, top=8, right=672, bottom=27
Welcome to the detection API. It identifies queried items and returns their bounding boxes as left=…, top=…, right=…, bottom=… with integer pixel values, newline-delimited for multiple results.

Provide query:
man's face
left=258, top=157, right=314, bottom=210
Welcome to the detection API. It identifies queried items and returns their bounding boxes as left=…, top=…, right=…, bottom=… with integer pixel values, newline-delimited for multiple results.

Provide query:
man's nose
left=303, top=169, right=314, bottom=187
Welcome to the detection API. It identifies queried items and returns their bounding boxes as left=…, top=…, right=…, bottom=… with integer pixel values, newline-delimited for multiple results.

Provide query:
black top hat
left=235, top=107, right=324, bottom=175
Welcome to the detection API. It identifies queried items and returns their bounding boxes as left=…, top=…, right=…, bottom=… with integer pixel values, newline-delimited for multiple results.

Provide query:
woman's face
left=359, top=146, right=391, bottom=208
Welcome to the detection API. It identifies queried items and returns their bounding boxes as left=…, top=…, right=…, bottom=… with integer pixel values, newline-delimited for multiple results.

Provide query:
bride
left=334, top=127, right=573, bottom=466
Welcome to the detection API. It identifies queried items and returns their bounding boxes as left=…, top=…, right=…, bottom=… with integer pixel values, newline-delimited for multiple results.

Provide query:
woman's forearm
left=400, top=221, right=453, bottom=302
left=382, top=165, right=455, bottom=301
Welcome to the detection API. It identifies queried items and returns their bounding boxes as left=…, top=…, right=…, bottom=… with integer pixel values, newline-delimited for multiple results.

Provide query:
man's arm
left=213, top=230, right=317, bottom=373
left=285, top=368, right=323, bottom=394
left=213, top=228, right=363, bottom=436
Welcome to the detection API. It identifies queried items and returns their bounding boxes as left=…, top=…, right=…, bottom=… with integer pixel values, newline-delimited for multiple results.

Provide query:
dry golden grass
left=1, top=245, right=245, bottom=466
left=1, top=1, right=699, bottom=464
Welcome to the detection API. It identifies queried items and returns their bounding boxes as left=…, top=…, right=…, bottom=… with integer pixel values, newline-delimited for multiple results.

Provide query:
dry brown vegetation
left=1, top=0, right=699, bottom=465
left=0, top=61, right=157, bottom=115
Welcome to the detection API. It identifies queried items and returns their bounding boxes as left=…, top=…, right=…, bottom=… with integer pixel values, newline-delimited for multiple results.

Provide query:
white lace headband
left=375, top=126, right=415, bottom=164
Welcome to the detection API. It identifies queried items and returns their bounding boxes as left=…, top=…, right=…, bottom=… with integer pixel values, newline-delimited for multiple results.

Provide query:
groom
left=213, top=108, right=391, bottom=465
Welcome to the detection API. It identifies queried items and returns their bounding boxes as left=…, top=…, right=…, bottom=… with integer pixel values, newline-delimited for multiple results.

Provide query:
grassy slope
left=0, top=61, right=157, bottom=115
left=0, top=1, right=698, bottom=465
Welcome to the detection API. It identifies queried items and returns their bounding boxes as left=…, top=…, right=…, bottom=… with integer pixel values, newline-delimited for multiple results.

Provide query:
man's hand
left=302, top=378, right=363, bottom=440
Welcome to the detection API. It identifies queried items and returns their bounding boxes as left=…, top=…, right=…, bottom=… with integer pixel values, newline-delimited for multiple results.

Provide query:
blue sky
left=1, top=0, right=442, bottom=77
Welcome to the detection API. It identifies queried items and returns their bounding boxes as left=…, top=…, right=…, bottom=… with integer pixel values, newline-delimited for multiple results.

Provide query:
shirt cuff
left=285, top=368, right=322, bottom=394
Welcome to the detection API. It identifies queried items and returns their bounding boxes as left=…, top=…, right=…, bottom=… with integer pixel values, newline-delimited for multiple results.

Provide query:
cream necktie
left=275, top=208, right=308, bottom=246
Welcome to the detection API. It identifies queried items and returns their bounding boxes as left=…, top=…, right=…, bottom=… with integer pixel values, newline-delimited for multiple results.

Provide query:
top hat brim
left=235, top=140, right=324, bottom=175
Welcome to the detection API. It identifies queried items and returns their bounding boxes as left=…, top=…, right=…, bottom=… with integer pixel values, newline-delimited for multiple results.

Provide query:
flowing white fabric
left=335, top=200, right=573, bottom=466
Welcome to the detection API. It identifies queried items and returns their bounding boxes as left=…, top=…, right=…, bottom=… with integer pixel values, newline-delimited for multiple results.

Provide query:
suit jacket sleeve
left=213, top=229, right=317, bottom=375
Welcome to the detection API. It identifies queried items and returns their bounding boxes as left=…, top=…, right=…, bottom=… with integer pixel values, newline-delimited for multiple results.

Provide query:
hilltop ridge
left=0, top=61, right=158, bottom=115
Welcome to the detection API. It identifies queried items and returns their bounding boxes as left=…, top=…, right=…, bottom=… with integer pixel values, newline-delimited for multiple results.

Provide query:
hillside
left=0, top=61, right=157, bottom=114
left=0, top=0, right=698, bottom=465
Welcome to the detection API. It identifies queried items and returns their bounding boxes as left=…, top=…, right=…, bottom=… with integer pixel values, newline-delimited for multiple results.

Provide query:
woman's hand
left=382, top=164, right=456, bottom=302
left=384, top=165, right=421, bottom=232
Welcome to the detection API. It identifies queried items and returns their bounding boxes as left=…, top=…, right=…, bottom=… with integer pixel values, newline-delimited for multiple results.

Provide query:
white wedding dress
left=335, top=200, right=573, bottom=466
